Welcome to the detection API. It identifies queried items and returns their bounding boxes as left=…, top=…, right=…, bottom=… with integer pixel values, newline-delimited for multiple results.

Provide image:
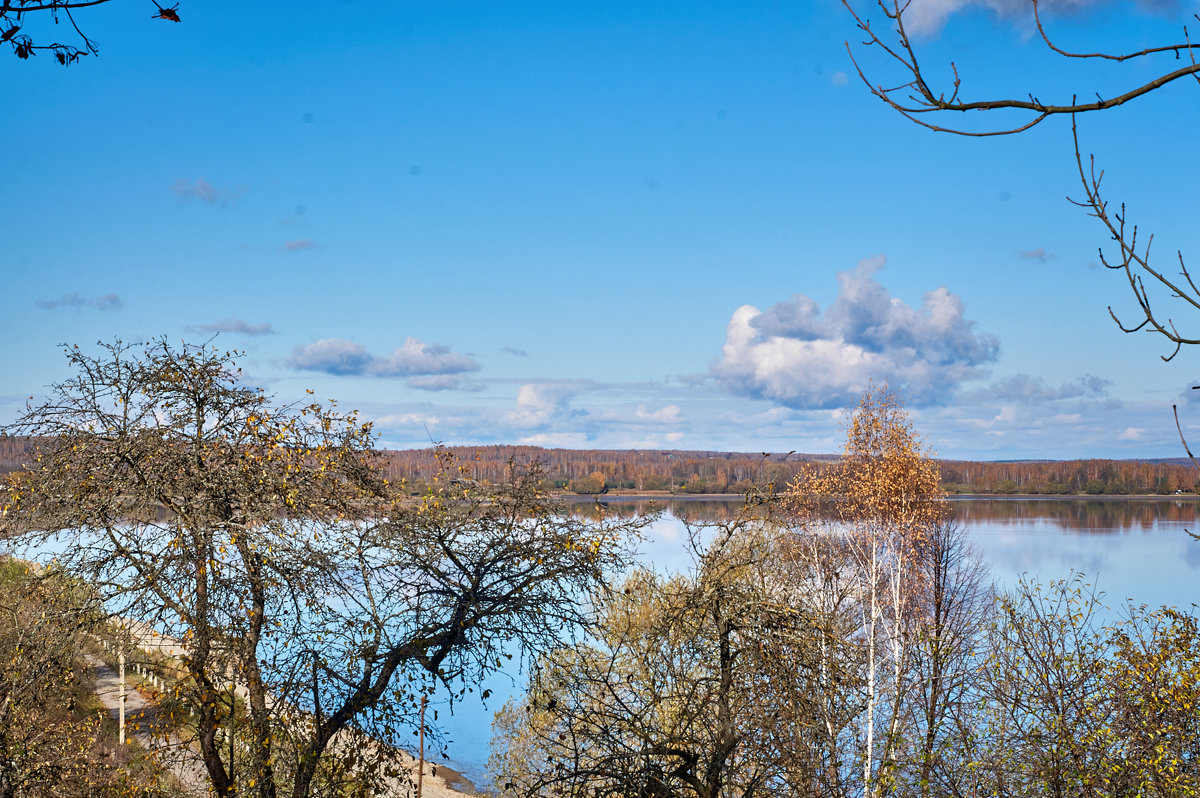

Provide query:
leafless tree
left=2, top=0, right=180, bottom=65
left=490, top=517, right=831, bottom=798
left=842, top=0, right=1200, bottom=362
left=903, top=522, right=990, bottom=798
left=1, top=339, right=643, bottom=798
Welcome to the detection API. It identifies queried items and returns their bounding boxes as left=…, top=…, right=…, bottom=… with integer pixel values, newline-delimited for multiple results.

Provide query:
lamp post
left=118, top=651, right=126, bottom=745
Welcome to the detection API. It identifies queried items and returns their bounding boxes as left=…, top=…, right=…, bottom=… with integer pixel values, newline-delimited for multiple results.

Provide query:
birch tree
left=786, top=386, right=946, bottom=797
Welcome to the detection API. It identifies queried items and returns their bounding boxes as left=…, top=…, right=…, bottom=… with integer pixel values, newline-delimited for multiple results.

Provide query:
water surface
left=443, top=496, right=1200, bottom=787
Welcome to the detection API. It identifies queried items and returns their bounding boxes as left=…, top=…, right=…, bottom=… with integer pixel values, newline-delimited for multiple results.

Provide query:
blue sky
left=3, top=0, right=1199, bottom=459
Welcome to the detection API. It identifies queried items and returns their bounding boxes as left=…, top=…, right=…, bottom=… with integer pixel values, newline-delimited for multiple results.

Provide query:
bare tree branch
left=2, top=0, right=180, bottom=64
left=842, top=0, right=1200, bottom=137
left=843, top=1, right=1200, bottom=361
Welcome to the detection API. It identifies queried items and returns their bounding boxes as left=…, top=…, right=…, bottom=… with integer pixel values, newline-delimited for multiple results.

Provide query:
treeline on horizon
left=380, top=445, right=1200, bottom=496
left=3, top=436, right=1196, bottom=496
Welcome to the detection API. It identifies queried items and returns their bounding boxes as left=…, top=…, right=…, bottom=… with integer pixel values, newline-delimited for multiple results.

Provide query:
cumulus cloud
left=506, top=383, right=585, bottom=428
left=288, top=339, right=373, bottom=376
left=171, top=178, right=243, bottom=207
left=188, top=318, right=275, bottom=336
left=902, top=0, right=1176, bottom=34
left=287, top=337, right=480, bottom=383
left=371, top=338, right=479, bottom=377
left=710, top=256, right=998, bottom=409
left=1118, top=426, right=1145, bottom=441
left=36, top=292, right=123, bottom=311
left=282, top=239, right=317, bottom=252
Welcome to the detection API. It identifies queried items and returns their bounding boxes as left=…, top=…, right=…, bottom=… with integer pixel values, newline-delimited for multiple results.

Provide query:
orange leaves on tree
left=788, top=384, right=945, bottom=539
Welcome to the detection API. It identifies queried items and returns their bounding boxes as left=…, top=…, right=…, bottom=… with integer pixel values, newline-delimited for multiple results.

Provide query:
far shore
left=560, top=491, right=1200, bottom=501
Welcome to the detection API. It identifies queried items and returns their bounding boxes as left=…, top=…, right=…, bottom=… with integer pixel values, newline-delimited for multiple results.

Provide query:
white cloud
left=406, top=374, right=472, bottom=391
left=287, top=339, right=373, bottom=376
left=287, top=337, right=480, bottom=384
left=374, top=412, right=443, bottom=428
left=960, top=374, right=1110, bottom=404
left=36, top=292, right=123, bottom=311
left=189, top=318, right=275, bottom=336
left=901, top=0, right=1176, bottom=35
left=634, top=404, right=683, bottom=423
left=710, top=256, right=998, bottom=408
left=1118, top=426, right=1145, bottom=441
left=516, top=432, right=591, bottom=447
left=506, top=383, right=583, bottom=428
left=371, top=338, right=479, bottom=378
left=993, top=405, right=1017, bottom=424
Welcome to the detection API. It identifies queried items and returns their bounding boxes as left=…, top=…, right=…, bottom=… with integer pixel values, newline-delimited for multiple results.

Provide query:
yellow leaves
left=787, top=385, right=944, bottom=537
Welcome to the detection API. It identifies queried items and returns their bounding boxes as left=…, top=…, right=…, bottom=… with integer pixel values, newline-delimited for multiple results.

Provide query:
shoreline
left=431, top=761, right=479, bottom=796
left=559, top=492, right=1200, bottom=501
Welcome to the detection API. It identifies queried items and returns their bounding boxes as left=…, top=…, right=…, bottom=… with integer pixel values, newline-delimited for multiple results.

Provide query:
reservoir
left=443, top=496, right=1200, bottom=788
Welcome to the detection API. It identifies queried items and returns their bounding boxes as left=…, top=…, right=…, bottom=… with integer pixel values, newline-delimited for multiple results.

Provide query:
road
left=88, top=654, right=210, bottom=795
left=88, top=652, right=476, bottom=797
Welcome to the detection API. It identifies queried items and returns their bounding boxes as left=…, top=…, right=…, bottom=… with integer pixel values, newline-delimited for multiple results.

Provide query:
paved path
left=87, top=655, right=209, bottom=796
left=88, top=652, right=477, bottom=797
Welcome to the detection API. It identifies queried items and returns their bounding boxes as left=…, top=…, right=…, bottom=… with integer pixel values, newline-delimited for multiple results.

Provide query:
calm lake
left=443, top=496, right=1200, bottom=788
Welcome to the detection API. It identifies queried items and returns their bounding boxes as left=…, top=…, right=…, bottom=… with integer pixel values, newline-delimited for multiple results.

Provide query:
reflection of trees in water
left=560, top=497, right=748, bottom=523
left=949, top=499, right=1200, bottom=533
left=563, top=496, right=1200, bottom=534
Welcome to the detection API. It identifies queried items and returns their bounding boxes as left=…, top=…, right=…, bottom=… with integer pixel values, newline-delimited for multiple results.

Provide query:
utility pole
left=417, top=694, right=426, bottom=798
left=118, top=650, right=126, bottom=745
left=229, top=683, right=236, bottom=791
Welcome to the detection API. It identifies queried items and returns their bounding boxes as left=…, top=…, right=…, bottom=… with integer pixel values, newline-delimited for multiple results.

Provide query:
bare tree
left=1, top=339, right=642, bottom=798
left=904, top=522, right=990, bottom=798
left=768, top=522, right=866, bottom=798
left=842, top=0, right=1200, bottom=362
left=491, top=518, right=820, bottom=798
left=967, top=576, right=1115, bottom=798
left=2, top=0, right=180, bottom=65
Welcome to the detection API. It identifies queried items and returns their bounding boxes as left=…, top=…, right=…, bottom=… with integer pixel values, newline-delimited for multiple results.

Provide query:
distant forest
left=2, top=437, right=1196, bottom=496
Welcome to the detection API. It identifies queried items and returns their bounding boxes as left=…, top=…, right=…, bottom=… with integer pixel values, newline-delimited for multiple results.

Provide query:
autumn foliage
left=0, top=559, right=165, bottom=797
left=492, top=386, right=1200, bottom=798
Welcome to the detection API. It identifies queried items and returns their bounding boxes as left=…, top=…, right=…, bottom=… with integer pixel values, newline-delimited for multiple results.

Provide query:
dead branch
left=843, top=0, right=1200, bottom=137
